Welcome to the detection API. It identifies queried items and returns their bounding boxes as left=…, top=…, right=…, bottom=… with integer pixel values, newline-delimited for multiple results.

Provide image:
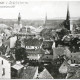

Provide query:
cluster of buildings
left=0, top=4, right=80, bottom=79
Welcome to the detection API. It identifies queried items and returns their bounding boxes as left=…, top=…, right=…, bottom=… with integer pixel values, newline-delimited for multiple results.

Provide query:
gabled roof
left=20, top=66, right=38, bottom=79
left=38, top=68, right=53, bottom=79
left=59, top=60, right=69, bottom=74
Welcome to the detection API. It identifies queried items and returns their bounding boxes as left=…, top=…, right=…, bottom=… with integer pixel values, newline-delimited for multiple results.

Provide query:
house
left=0, top=56, right=11, bottom=79
left=37, top=68, right=53, bottom=79
left=11, top=61, right=24, bottom=78
left=24, top=38, right=43, bottom=49
left=26, top=49, right=44, bottom=61
left=19, top=66, right=38, bottom=79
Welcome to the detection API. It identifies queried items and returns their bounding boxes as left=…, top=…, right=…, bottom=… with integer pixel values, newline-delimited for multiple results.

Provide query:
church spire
left=64, top=4, right=70, bottom=30
left=44, top=12, right=47, bottom=25
left=66, top=4, right=70, bottom=20
left=18, top=12, right=21, bottom=25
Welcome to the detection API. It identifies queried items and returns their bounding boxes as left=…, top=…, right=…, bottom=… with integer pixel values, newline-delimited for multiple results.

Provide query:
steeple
left=66, top=4, right=70, bottom=20
left=64, top=4, right=70, bottom=30
left=44, top=13, right=47, bottom=25
left=18, top=12, right=21, bottom=25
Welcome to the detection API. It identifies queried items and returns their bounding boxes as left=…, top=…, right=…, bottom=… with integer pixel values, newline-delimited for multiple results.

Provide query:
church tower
left=18, top=13, right=21, bottom=25
left=64, top=4, right=70, bottom=30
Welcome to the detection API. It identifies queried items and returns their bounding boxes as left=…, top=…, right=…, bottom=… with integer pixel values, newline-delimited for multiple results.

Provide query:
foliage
left=15, top=47, right=27, bottom=61
left=40, top=28, right=56, bottom=40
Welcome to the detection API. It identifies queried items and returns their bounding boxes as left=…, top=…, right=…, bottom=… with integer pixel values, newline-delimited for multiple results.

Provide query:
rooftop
left=26, top=48, right=45, bottom=54
left=24, top=38, right=43, bottom=46
left=38, top=68, right=53, bottom=79
left=11, top=63, right=24, bottom=70
left=53, top=47, right=65, bottom=56
left=0, top=55, right=14, bottom=62
left=20, top=66, right=38, bottom=79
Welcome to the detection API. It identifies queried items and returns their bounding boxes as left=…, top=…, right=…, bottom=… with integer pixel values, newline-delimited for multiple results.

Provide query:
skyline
left=0, top=1, right=80, bottom=20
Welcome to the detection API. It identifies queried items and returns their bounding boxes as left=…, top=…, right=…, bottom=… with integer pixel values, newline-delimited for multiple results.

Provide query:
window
left=2, top=60, right=3, bottom=65
left=47, top=57, right=48, bottom=58
left=74, top=60, right=76, bottom=63
left=2, top=68, right=5, bottom=76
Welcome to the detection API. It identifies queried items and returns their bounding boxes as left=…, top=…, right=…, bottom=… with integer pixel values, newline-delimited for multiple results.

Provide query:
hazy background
left=0, top=0, right=80, bottom=20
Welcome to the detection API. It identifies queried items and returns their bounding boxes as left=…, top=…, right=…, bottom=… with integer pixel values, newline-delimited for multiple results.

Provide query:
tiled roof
left=24, top=38, right=43, bottom=46
left=20, top=66, right=38, bottom=79
left=38, top=68, right=53, bottom=79
left=53, top=47, right=65, bottom=56
left=15, top=32, right=36, bottom=36
left=26, top=49, right=45, bottom=54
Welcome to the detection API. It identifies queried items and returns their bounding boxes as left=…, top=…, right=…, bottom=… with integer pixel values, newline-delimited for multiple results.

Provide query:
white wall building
left=0, top=56, right=11, bottom=79
left=10, top=36, right=17, bottom=48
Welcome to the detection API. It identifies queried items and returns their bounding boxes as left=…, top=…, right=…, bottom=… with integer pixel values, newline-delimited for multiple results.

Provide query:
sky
left=0, top=0, right=80, bottom=20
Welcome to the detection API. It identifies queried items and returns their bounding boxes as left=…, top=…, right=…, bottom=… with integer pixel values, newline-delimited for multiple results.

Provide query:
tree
left=15, top=47, right=27, bottom=61
left=15, top=39, right=21, bottom=48
left=57, top=28, right=69, bottom=40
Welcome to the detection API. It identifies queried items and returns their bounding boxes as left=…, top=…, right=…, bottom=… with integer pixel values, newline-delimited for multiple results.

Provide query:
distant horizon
left=0, top=17, right=80, bottom=20
left=0, top=1, right=80, bottom=19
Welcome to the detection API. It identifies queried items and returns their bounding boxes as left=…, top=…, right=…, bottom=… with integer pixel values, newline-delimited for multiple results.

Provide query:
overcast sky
left=0, top=0, right=80, bottom=20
